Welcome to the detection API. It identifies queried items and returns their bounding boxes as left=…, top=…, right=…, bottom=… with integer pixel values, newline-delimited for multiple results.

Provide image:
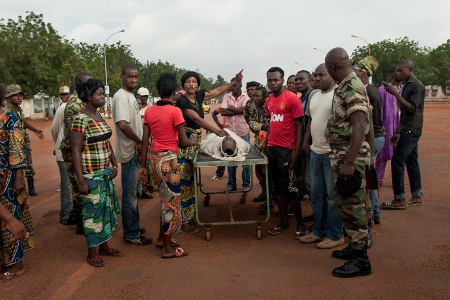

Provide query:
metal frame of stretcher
left=193, top=145, right=270, bottom=240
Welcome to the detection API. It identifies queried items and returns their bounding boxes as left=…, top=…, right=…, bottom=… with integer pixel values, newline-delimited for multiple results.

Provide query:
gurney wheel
left=240, top=193, right=247, bottom=204
left=206, top=227, right=211, bottom=241
left=256, top=226, right=262, bottom=240
left=203, top=195, right=210, bottom=207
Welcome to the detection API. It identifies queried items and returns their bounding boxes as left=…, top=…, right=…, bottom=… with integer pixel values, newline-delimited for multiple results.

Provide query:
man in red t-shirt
left=261, top=67, right=307, bottom=238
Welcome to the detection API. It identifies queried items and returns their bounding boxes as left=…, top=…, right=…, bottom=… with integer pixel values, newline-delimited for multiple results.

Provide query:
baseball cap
left=59, top=86, right=70, bottom=95
left=5, top=84, right=25, bottom=98
left=137, top=87, right=150, bottom=96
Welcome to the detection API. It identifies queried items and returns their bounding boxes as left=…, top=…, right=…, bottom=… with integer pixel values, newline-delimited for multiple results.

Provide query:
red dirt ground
left=2, top=103, right=449, bottom=299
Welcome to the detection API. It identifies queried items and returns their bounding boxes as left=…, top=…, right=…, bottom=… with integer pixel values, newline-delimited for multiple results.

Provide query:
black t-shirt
left=175, top=90, right=206, bottom=129
left=366, top=84, right=383, bottom=138
left=397, top=76, right=425, bottom=137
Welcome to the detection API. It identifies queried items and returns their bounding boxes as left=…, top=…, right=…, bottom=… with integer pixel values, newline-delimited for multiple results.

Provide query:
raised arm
left=204, top=69, right=243, bottom=101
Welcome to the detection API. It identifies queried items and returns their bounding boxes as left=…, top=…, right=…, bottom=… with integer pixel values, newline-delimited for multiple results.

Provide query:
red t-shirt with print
left=144, top=102, right=185, bottom=153
left=266, top=89, right=304, bottom=149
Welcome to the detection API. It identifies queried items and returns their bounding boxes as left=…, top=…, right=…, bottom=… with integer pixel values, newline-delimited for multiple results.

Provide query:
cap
left=59, top=86, right=70, bottom=95
left=5, top=84, right=25, bottom=98
left=335, top=172, right=362, bottom=198
left=137, top=87, right=150, bottom=96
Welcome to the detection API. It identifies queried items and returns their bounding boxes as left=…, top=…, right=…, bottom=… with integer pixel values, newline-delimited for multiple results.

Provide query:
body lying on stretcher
left=199, top=129, right=250, bottom=161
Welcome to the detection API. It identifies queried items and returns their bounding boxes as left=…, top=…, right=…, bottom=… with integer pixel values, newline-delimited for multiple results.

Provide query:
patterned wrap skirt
left=177, top=127, right=202, bottom=224
left=81, top=168, right=120, bottom=248
left=150, top=151, right=182, bottom=235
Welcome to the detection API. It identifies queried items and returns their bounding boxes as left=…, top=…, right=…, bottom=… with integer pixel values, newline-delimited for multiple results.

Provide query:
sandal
left=407, top=197, right=422, bottom=207
left=268, top=226, right=287, bottom=236
left=294, top=230, right=310, bottom=240
left=162, top=247, right=189, bottom=259
left=180, top=226, right=200, bottom=234
left=0, top=269, right=25, bottom=282
left=155, top=238, right=180, bottom=249
left=98, top=248, right=123, bottom=257
left=87, top=255, right=105, bottom=267
left=380, top=199, right=406, bottom=210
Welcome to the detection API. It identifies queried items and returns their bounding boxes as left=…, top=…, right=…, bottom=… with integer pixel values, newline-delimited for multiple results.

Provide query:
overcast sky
left=3, top=0, right=450, bottom=86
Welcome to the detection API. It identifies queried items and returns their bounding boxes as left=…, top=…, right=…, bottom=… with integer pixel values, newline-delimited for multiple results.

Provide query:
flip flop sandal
left=268, top=226, right=287, bottom=236
left=0, top=269, right=25, bottom=282
left=380, top=201, right=406, bottom=210
left=162, top=247, right=189, bottom=259
left=98, top=248, right=123, bottom=257
left=406, top=199, right=422, bottom=207
left=294, top=230, right=310, bottom=240
left=155, top=238, right=180, bottom=249
left=87, top=255, right=105, bottom=267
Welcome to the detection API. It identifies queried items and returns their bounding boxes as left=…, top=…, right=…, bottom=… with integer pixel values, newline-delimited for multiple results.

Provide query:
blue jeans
left=310, top=151, right=343, bottom=241
left=370, top=136, right=385, bottom=221
left=121, top=154, right=142, bottom=239
left=391, top=131, right=423, bottom=200
left=227, top=133, right=251, bottom=189
left=57, top=160, right=73, bottom=221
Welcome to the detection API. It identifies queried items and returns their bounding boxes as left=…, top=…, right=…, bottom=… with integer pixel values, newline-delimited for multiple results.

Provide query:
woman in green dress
left=71, top=78, right=122, bottom=267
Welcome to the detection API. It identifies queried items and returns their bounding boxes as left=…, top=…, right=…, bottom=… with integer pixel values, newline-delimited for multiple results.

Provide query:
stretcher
left=193, top=145, right=271, bottom=240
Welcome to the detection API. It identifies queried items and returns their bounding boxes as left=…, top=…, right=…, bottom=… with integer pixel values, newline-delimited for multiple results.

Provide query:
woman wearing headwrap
left=176, top=70, right=243, bottom=233
left=0, top=84, right=35, bottom=281
left=352, top=56, right=383, bottom=226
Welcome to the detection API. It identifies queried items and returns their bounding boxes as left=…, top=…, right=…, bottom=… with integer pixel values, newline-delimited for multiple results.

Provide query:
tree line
left=1, top=12, right=449, bottom=97
left=351, top=37, right=450, bottom=87
left=0, top=12, right=228, bottom=97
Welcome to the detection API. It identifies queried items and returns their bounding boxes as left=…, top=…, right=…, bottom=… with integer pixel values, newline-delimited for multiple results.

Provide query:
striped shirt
left=72, top=113, right=112, bottom=174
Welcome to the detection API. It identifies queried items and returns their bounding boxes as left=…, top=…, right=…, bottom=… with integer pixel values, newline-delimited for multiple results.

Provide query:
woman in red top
left=139, top=73, right=195, bottom=258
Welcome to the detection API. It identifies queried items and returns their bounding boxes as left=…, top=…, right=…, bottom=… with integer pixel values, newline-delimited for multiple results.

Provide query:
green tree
left=428, top=39, right=450, bottom=86
left=351, top=37, right=432, bottom=85
left=0, top=12, right=75, bottom=95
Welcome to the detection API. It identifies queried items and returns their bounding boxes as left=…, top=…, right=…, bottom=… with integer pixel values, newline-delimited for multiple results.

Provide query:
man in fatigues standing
left=324, top=48, right=372, bottom=278
left=60, top=72, right=92, bottom=233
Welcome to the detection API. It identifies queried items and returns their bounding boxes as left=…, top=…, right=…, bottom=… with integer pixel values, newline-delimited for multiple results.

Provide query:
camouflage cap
left=59, top=86, right=70, bottom=95
left=352, top=56, right=379, bottom=76
left=5, top=84, right=25, bottom=98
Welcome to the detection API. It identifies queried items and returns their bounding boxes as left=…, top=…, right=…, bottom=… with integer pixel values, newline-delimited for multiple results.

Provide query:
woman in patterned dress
left=71, top=78, right=122, bottom=267
left=0, top=84, right=35, bottom=281
left=139, top=73, right=196, bottom=258
left=175, top=70, right=243, bottom=232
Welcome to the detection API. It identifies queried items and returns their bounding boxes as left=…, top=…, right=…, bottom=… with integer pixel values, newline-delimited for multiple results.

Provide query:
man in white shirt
left=300, top=64, right=344, bottom=249
left=112, top=65, right=152, bottom=245
left=50, top=85, right=73, bottom=224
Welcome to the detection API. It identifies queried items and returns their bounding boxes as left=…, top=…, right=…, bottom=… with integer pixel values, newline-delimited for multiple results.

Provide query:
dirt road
left=2, top=103, right=449, bottom=299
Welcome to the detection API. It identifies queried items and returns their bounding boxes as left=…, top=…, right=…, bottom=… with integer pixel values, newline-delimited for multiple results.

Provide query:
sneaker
left=317, top=237, right=345, bottom=249
left=299, top=232, right=323, bottom=243
left=242, top=186, right=250, bottom=192
left=124, top=235, right=153, bottom=245
left=211, top=174, right=222, bottom=181
left=224, top=186, right=236, bottom=192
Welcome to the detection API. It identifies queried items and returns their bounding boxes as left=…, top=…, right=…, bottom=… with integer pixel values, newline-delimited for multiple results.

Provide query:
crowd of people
left=0, top=46, right=425, bottom=280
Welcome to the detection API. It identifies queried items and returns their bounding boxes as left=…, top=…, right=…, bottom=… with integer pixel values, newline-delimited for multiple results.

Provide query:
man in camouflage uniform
left=324, top=47, right=373, bottom=278
left=59, top=73, right=91, bottom=234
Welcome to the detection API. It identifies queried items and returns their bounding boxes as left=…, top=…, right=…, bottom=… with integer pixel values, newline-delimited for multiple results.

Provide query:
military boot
left=332, top=246, right=354, bottom=260
left=27, top=177, right=37, bottom=196
left=332, top=249, right=372, bottom=278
